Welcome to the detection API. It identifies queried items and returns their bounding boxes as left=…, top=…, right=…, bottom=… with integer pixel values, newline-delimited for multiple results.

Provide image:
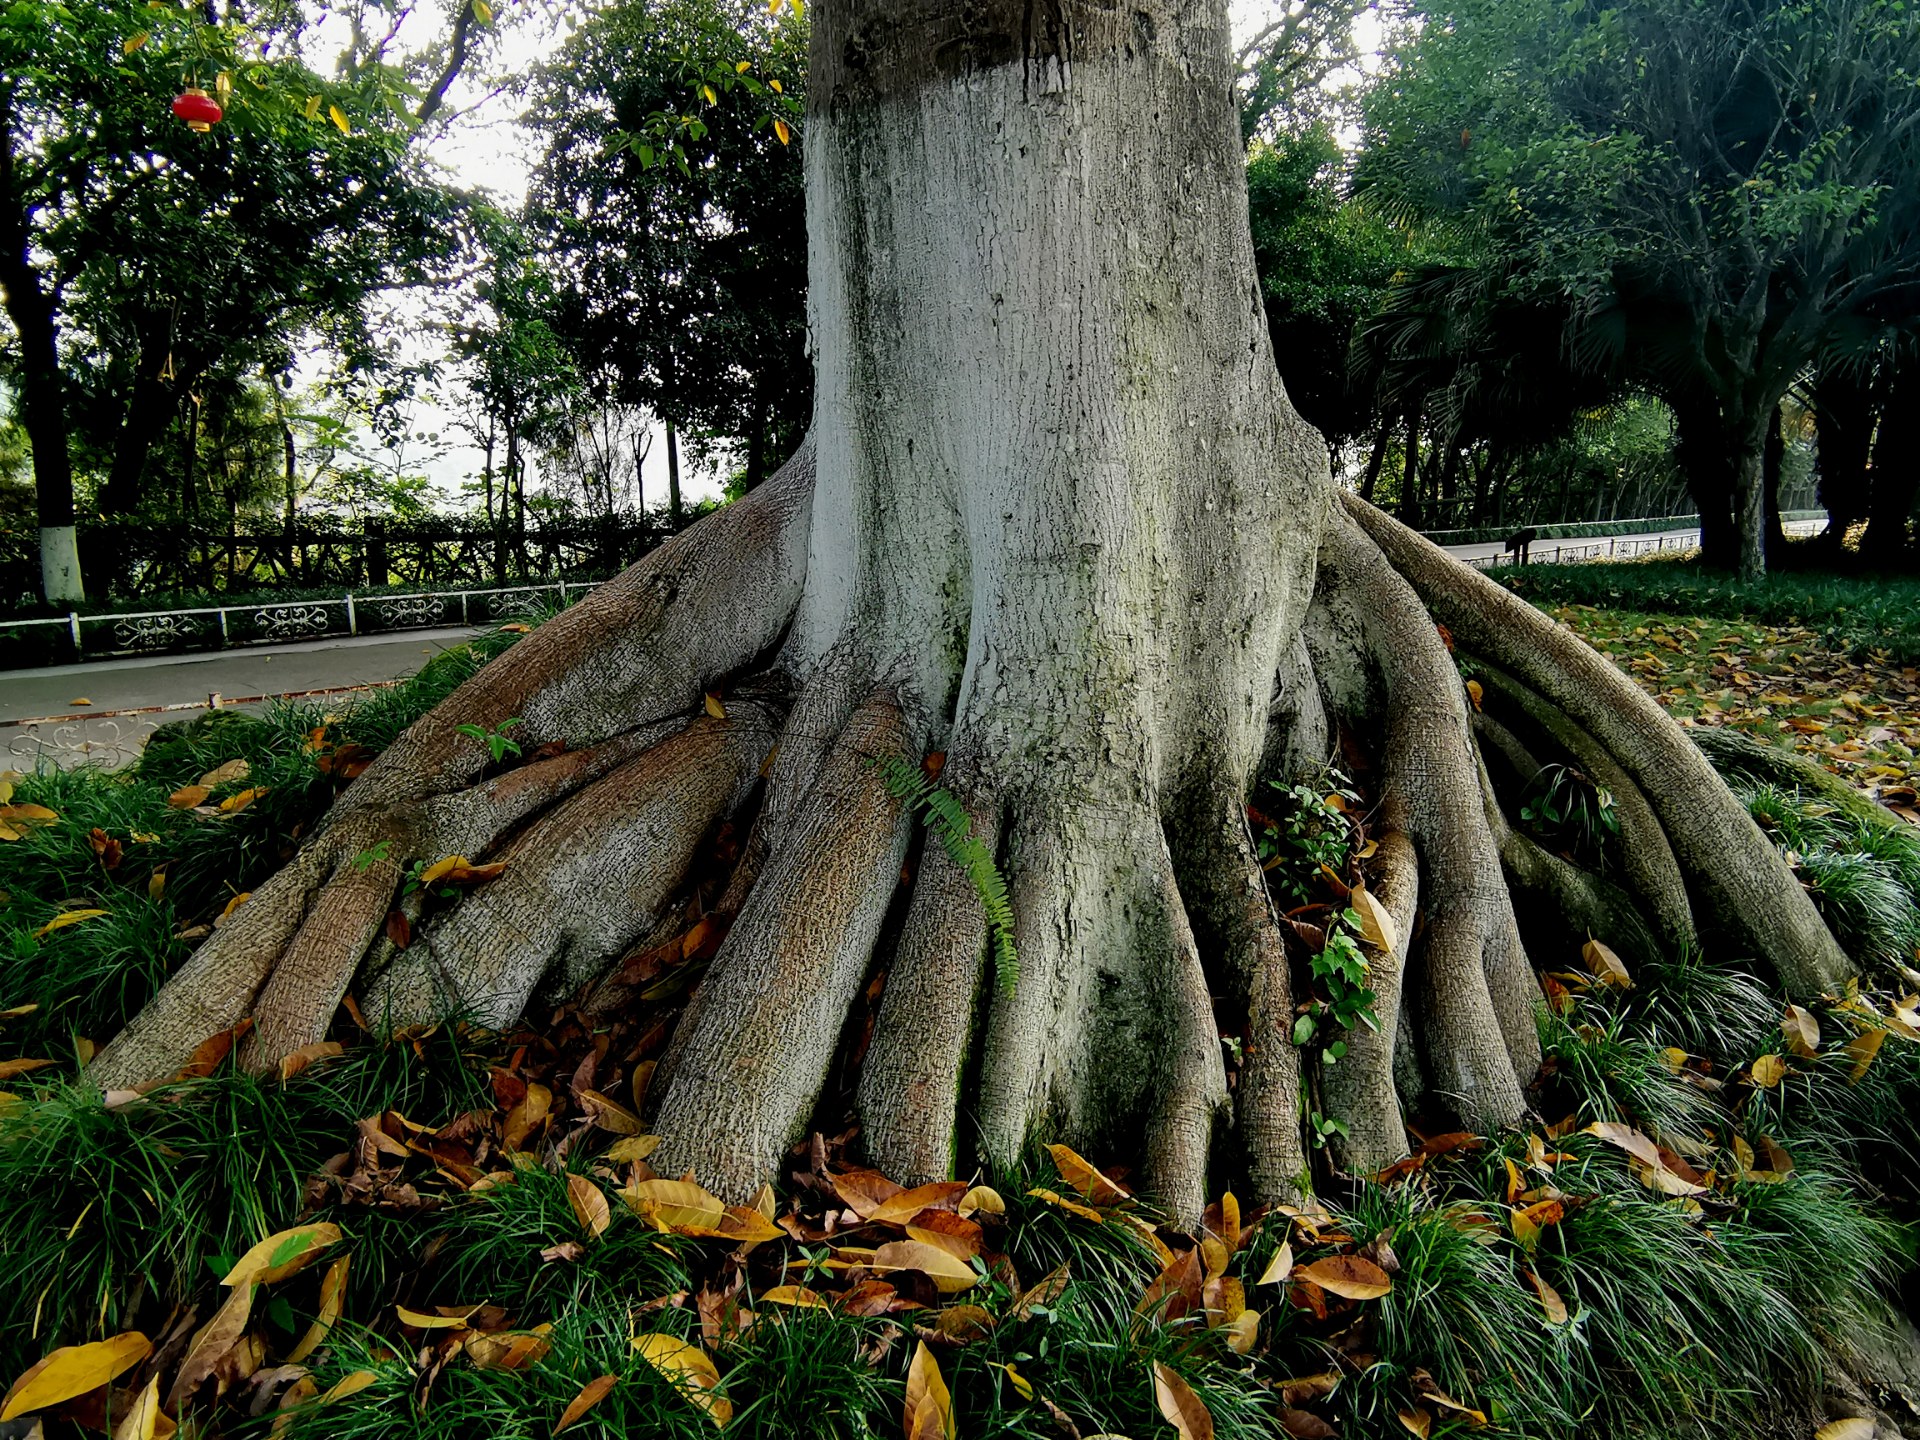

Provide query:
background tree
left=521, top=0, right=808, bottom=501
left=1358, top=0, right=1920, bottom=574
left=0, top=0, right=487, bottom=603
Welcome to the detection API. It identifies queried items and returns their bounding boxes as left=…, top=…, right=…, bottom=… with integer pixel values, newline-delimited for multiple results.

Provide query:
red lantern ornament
left=172, top=87, right=223, bottom=132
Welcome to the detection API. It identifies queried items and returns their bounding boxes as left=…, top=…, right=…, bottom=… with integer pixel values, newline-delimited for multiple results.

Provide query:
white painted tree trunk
left=39, top=525, right=83, bottom=604
left=650, top=0, right=1330, bottom=1214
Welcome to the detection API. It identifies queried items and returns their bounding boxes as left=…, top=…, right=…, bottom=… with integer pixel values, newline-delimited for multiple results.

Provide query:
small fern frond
left=874, top=755, right=1020, bottom=994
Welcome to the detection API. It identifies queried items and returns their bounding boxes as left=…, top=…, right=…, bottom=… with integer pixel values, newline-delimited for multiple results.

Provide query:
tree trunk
left=1672, top=392, right=1737, bottom=568
left=89, top=0, right=1856, bottom=1221
left=1813, top=368, right=1873, bottom=545
left=1762, top=401, right=1785, bottom=568
left=101, top=375, right=177, bottom=518
left=1398, top=406, right=1423, bottom=528
left=665, top=419, right=683, bottom=525
left=0, top=242, right=83, bottom=603
left=1866, top=355, right=1920, bottom=563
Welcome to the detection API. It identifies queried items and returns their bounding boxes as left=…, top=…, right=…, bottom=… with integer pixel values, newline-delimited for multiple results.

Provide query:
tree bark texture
left=89, top=0, right=1865, bottom=1221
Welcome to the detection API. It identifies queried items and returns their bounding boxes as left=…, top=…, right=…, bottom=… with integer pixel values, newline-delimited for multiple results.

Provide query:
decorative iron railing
left=1, top=579, right=591, bottom=669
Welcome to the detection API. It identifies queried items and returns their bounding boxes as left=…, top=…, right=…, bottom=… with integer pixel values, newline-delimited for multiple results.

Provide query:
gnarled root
left=1319, top=511, right=1536, bottom=1132
left=1342, top=492, right=1849, bottom=993
left=1472, top=661, right=1697, bottom=952
left=649, top=689, right=915, bottom=1197
left=857, top=773, right=997, bottom=1188
left=90, top=449, right=818, bottom=1093
left=1322, top=828, right=1418, bottom=1178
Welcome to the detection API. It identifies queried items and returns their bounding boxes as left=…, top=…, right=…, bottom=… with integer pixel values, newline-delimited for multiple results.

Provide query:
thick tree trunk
left=1866, top=356, right=1920, bottom=563
left=0, top=247, right=83, bottom=603
left=1813, top=368, right=1874, bottom=543
left=101, top=375, right=176, bottom=518
left=1672, top=391, right=1737, bottom=569
left=89, top=0, right=1864, bottom=1224
left=1730, top=403, right=1772, bottom=579
left=665, top=419, right=683, bottom=525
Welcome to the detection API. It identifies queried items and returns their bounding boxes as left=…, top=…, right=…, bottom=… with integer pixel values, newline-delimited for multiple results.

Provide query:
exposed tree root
left=87, top=436, right=1877, bottom=1225
left=1322, top=828, right=1418, bottom=1178
left=1342, top=493, right=1850, bottom=993
left=1692, top=725, right=1911, bottom=841
left=1474, top=741, right=1668, bottom=970
left=649, top=691, right=914, bottom=1198
left=1318, top=512, right=1536, bottom=1132
left=1169, top=787, right=1310, bottom=1205
left=857, top=774, right=996, bottom=1188
left=1472, top=661, right=1698, bottom=952
left=361, top=702, right=781, bottom=1034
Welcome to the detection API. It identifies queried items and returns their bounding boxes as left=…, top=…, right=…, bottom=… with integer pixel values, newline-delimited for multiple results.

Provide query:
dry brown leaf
left=396, top=1303, right=480, bottom=1330
left=223, top=1223, right=341, bottom=1286
left=276, top=1041, right=343, bottom=1081
left=1350, top=884, right=1400, bottom=955
left=621, top=1177, right=726, bottom=1231
left=168, top=1284, right=253, bottom=1410
left=904, top=1340, right=955, bottom=1440
left=1814, top=1421, right=1877, bottom=1440
left=958, top=1185, right=1005, bottom=1219
left=1396, top=1406, right=1434, bottom=1437
left=503, top=1082, right=552, bottom=1150
left=831, top=1169, right=904, bottom=1218
left=633, top=1334, right=729, bottom=1426
left=1524, top=1268, right=1569, bottom=1325
left=1583, top=1120, right=1664, bottom=1168
left=0, top=1058, right=53, bottom=1081
left=1781, top=1005, right=1821, bottom=1058
left=555, top=1374, right=617, bottom=1433
left=110, top=1373, right=163, bottom=1440
left=1010, top=1263, right=1071, bottom=1320
left=1295, top=1254, right=1392, bottom=1300
left=1047, top=1143, right=1130, bottom=1205
left=219, top=786, right=267, bottom=813
left=33, top=909, right=107, bottom=940
left=870, top=1181, right=970, bottom=1226
left=199, top=759, right=249, bottom=787
left=1749, top=1053, right=1788, bottom=1088
left=2, top=1332, right=151, bottom=1420
left=1026, top=1186, right=1105, bottom=1223
left=759, top=1285, right=829, bottom=1309
left=1848, top=1028, right=1887, bottom=1083
left=606, top=1134, right=661, bottom=1164
left=466, top=1329, right=553, bottom=1371
left=1582, top=938, right=1632, bottom=989
left=318, top=1370, right=378, bottom=1404
left=568, top=1174, right=611, bottom=1239
left=1153, top=1361, right=1215, bottom=1440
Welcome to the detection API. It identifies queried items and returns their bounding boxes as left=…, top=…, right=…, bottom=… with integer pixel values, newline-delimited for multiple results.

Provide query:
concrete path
left=1, top=626, right=483, bottom=769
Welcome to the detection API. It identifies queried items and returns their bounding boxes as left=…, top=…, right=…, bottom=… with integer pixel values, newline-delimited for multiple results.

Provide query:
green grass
left=1497, top=555, right=1920, bottom=665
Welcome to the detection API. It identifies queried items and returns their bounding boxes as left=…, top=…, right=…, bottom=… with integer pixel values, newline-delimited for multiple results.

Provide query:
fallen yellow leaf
left=2, top=1332, right=151, bottom=1420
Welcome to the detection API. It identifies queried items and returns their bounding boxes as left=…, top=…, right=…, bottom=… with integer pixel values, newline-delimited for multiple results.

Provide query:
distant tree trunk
left=1358, top=419, right=1389, bottom=502
left=1812, top=369, right=1874, bottom=545
left=0, top=222, right=83, bottom=603
left=1672, top=393, right=1737, bottom=569
left=1762, top=403, right=1785, bottom=567
left=101, top=376, right=177, bottom=517
left=666, top=420, right=684, bottom=526
left=1866, top=357, right=1920, bottom=563
left=182, top=396, right=201, bottom=525
left=1398, top=406, right=1423, bottom=528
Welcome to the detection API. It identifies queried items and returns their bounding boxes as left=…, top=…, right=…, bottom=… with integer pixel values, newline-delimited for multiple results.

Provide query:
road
left=0, top=517, right=1824, bottom=769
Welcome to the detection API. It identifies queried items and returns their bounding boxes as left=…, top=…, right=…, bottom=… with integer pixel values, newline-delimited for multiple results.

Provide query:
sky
left=386, top=0, right=1372, bottom=513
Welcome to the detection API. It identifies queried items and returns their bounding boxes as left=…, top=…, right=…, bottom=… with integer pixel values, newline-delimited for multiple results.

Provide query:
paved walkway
left=0, top=517, right=1828, bottom=769
left=0, top=626, right=482, bottom=769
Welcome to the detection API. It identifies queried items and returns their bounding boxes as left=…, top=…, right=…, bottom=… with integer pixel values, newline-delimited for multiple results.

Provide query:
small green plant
left=455, top=718, right=523, bottom=764
left=1307, top=1109, right=1351, bottom=1149
left=1518, top=761, right=1618, bottom=863
left=874, top=756, right=1018, bottom=994
left=1254, top=779, right=1356, bottom=906
left=352, top=839, right=394, bottom=871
